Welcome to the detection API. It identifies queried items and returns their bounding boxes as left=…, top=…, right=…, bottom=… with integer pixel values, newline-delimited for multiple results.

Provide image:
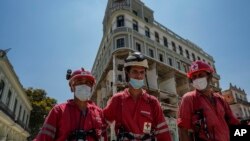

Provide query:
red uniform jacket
left=103, top=88, right=172, bottom=141
left=177, top=90, right=240, bottom=141
left=33, top=100, right=107, bottom=141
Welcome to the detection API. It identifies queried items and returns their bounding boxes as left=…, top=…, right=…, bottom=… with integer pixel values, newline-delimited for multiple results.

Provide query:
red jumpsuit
left=33, top=100, right=107, bottom=141
left=103, top=88, right=171, bottom=141
left=177, top=90, right=240, bottom=141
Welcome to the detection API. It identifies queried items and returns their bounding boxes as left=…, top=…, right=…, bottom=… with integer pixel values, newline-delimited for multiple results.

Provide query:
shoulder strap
left=191, top=92, right=211, bottom=139
left=117, top=94, right=124, bottom=127
left=192, top=92, right=201, bottom=112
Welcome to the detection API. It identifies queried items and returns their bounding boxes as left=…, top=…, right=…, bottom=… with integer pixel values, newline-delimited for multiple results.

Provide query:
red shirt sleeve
left=151, top=97, right=172, bottom=141
left=33, top=106, right=60, bottom=141
left=103, top=95, right=120, bottom=122
left=177, top=93, right=194, bottom=130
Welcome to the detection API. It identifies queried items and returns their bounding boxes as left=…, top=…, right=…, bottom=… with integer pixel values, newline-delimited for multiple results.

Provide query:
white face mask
left=74, top=85, right=92, bottom=101
left=192, top=77, right=208, bottom=91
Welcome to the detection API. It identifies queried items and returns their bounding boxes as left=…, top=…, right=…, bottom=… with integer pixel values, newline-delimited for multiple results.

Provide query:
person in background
left=177, top=60, right=240, bottom=141
left=33, top=68, right=107, bottom=141
left=103, top=52, right=172, bottom=141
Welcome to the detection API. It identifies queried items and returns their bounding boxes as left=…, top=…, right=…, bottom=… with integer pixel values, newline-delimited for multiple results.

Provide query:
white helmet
left=124, top=52, right=149, bottom=69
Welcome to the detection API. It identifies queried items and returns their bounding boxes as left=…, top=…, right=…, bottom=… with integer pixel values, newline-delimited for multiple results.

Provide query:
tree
left=25, top=88, right=57, bottom=140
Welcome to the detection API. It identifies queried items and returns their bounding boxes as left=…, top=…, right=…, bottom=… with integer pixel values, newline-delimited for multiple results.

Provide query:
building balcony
left=160, top=101, right=178, bottom=109
left=113, top=27, right=131, bottom=34
left=110, top=1, right=130, bottom=13
left=16, top=119, right=31, bottom=133
left=0, top=100, right=15, bottom=120
left=236, top=98, right=250, bottom=106
left=161, top=102, right=177, bottom=118
left=0, top=101, right=30, bottom=132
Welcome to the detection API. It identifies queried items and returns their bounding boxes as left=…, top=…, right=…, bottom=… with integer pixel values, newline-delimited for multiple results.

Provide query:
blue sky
left=1, top=0, right=250, bottom=103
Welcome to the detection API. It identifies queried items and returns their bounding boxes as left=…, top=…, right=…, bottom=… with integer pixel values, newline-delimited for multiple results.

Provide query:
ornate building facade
left=91, top=0, right=220, bottom=140
left=222, top=83, right=250, bottom=121
left=0, top=49, right=32, bottom=141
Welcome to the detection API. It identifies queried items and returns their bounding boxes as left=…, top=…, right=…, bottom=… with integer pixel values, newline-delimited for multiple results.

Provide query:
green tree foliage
left=25, top=88, right=57, bottom=139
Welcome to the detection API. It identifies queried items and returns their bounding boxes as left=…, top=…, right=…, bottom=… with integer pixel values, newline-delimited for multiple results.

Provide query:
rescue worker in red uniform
left=103, top=52, right=172, bottom=141
left=34, top=68, right=107, bottom=141
left=177, top=61, right=240, bottom=141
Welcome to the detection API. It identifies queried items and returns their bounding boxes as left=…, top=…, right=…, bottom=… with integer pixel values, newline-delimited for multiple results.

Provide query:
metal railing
left=0, top=100, right=15, bottom=119
left=0, top=101, right=31, bottom=132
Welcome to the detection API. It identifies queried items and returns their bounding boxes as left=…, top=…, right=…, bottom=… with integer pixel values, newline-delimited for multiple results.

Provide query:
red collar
left=123, top=88, right=149, bottom=101
left=195, top=90, right=221, bottom=99
left=67, top=99, right=94, bottom=109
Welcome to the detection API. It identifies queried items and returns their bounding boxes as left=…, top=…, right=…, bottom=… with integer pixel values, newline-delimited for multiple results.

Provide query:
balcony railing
left=161, top=101, right=178, bottom=109
left=0, top=101, right=15, bottom=120
left=113, top=27, right=131, bottom=34
left=0, top=101, right=30, bottom=132
left=16, top=119, right=31, bottom=133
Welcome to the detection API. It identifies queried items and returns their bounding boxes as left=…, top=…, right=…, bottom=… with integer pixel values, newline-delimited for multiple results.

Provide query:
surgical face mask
left=192, top=77, right=208, bottom=91
left=129, top=78, right=144, bottom=89
left=74, top=85, right=91, bottom=101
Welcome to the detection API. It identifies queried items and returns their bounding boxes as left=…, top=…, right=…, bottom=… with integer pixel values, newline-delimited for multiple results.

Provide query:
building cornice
left=229, top=83, right=246, bottom=95
left=0, top=111, right=30, bottom=136
left=0, top=56, right=32, bottom=110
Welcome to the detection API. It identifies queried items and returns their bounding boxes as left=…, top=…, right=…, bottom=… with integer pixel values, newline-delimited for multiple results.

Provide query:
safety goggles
left=125, top=53, right=145, bottom=62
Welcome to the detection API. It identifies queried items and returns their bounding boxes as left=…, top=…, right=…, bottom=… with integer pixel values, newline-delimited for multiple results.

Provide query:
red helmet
left=187, top=60, right=214, bottom=78
left=68, top=68, right=96, bottom=87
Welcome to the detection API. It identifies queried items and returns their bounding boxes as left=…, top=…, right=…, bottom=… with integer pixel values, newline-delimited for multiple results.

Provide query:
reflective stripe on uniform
left=38, top=129, right=55, bottom=139
left=156, top=121, right=167, bottom=129
left=155, top=121, right=169, bottom=135
left=140, top=111, right=150, bottom=115
left=119, top=136, right=152, bottom=141
left=38, top=123, right=56, bottom=139
left=43, top=123, right=56, bottom=132
left=155, top=128, right=169, bottom=135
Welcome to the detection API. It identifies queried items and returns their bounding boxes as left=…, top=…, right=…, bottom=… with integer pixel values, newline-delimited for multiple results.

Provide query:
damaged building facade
left=91, top=0, right=221, bottom=140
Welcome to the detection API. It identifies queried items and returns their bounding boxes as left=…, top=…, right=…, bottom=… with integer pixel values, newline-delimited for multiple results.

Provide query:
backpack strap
left=192, top=92, right=201, bottom=112
left=192, top=91, right=211, bottom=140
left=192, top=92, right=230, bottom=140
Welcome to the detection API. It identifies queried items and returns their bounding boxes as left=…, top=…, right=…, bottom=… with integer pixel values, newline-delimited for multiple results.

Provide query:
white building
left=0, top=49, right=32, bottom=141
left=91, top=0, right=220, bottom=140
left=222, top=83, right=250, bottom=121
